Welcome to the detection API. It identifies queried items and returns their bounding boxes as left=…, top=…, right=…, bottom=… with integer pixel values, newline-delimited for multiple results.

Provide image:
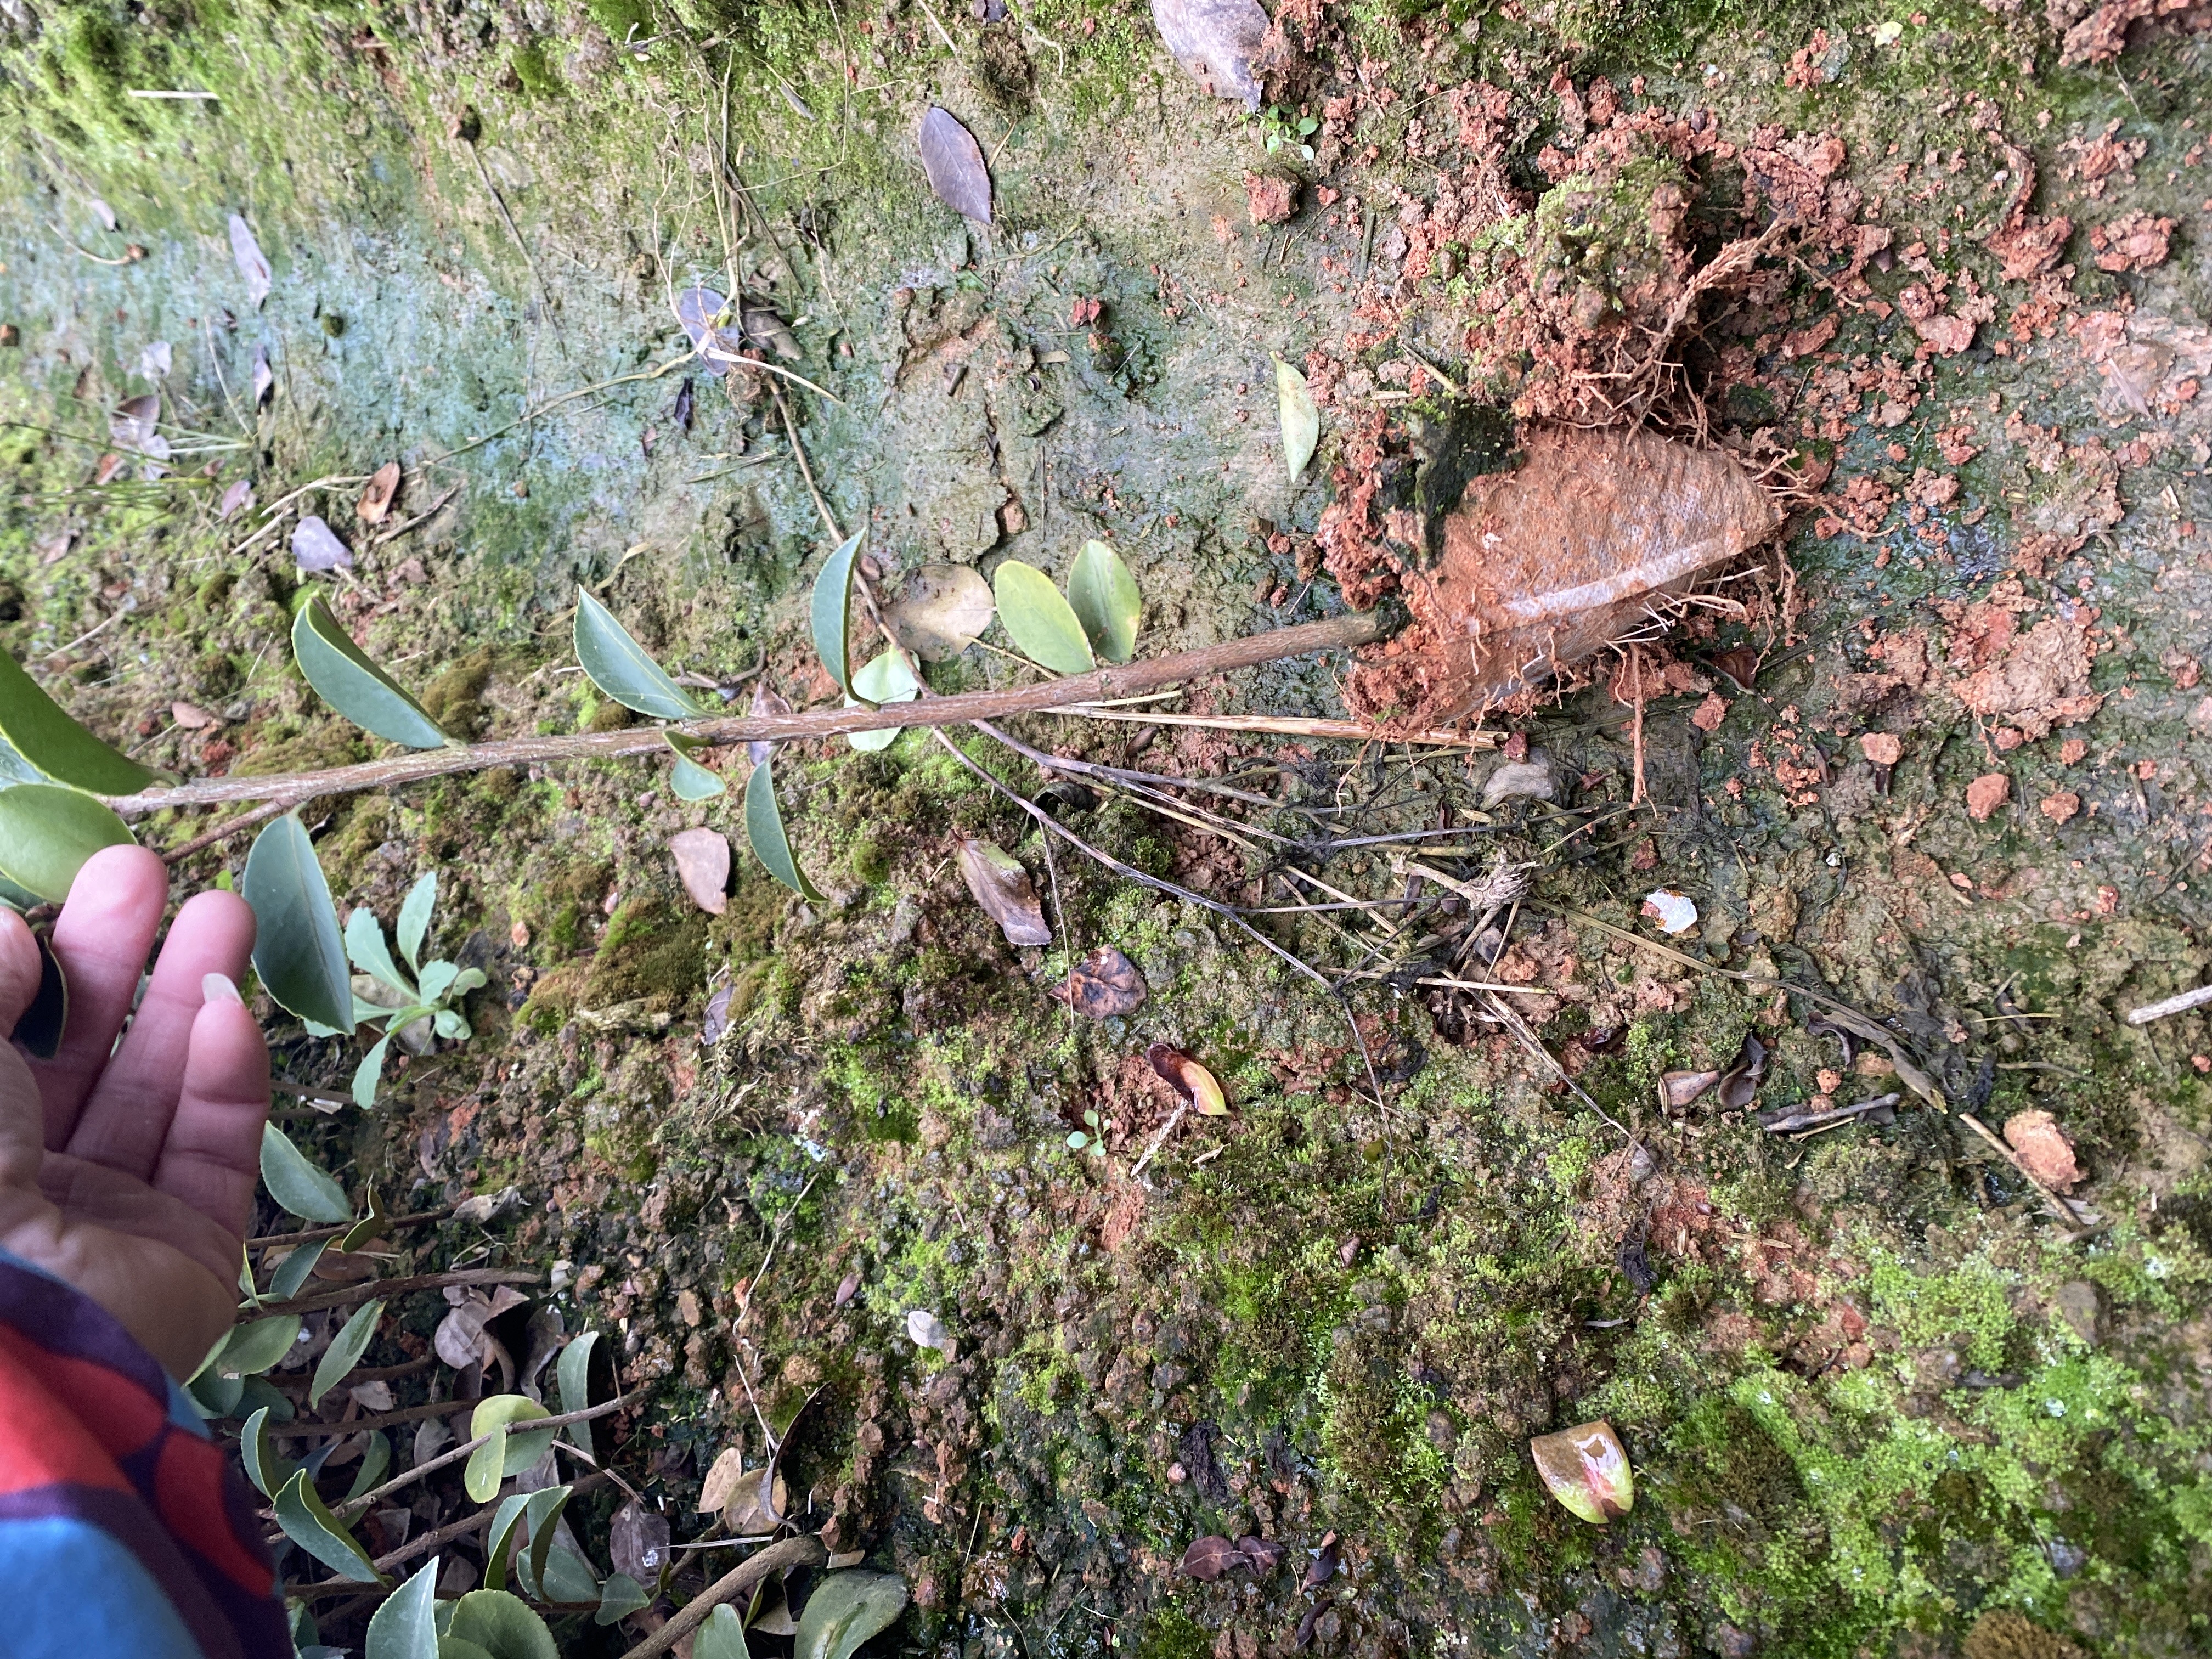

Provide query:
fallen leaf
left=433, top=1294, right=493, bottom=1369
left=885, top=563, right=996, bottom=661
left=230, top=212, right=273, bottom=308
left=1276, top=358, right=1319, bottom=480
left=958, top=839, right=1052, bottom=946
left=218, top=478, right=255, bottom=521
left=673, top=377, right=695, bottom=432
left=918, top=107, right=992, bottom=224
left=1237, top=1536, right=1285, bottom=1573
left=1641, top=889, right=1699, bottom=935
left=138, top=339, right=173, bottom=379
left=1147, top=1042, right=1228, bottom=1115
left=698, top=1447, right=751, bottom=1515
left=702, top=982, right=735, bottom=1043
left=1661, top=1069, right=1720, bottom=1109
left=1180, top=1535, right=1244, bottom=1582
left=1150, top=0, right=1269, bottom=110
left=351, top=1379, right=396, bottom=1412
left=252, top=343, right=274, bottom=405
left=1531, top=1420, right=1635, bottom=1523
left=741, top=303, right=802, bottom=360
left=171, top=699, right=221, bottom=730
left=610, top=1500, right=671, bottom=1582
left=110, top=393, right=162, bottom=452
left=834, top=1269, right=861, bottom=1307
left=292, top=514, right=354, bottom=572
left=94, top=452, right=126, bottom=484
left=906, top=1308, right=956, bottom=1358
left=747, top=680, right=792, bottom=767
left=89, top=196, right=117, bottom=232
left=38, top=531, right=73, bottom=565
left=356, top=461, right=401, bottom=525
left=1300, top=1532, right=1340, bottom=1590
left=669, top=827, right=731, bottom=916
left=1055, top=946, right=1147, bottom=1018
left=2004, top=1109, right=2083, bottom=1192
left=1715, top=1032, right=1769, bottom=1110
left=675, top=287, right=746, bottom=377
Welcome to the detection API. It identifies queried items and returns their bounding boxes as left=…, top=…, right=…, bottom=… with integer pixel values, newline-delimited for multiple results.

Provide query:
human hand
left=0, top=844, right=270, bottom=1378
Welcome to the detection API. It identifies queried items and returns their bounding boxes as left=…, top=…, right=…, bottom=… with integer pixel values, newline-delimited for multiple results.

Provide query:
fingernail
left=202, top=972, right=244, bottom=1006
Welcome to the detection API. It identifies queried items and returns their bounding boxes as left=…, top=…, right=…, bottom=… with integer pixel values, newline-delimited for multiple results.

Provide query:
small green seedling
left=1066, top=1109, right=1108, bottom=1159
left=1261, top=106, right=1319, bottom=161
left=324, top=872, right=485, bottom=1106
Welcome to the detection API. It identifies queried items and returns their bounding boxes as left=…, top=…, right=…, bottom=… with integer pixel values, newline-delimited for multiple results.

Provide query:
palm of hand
left=0, top=846, right=271, bottom=1379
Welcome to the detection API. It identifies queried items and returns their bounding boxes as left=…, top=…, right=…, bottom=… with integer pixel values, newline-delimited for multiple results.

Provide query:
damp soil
left=4, top=3, right=2212, bottom=1657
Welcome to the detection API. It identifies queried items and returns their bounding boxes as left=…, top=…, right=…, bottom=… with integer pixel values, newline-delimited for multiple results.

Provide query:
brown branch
left=250, top=1203, right=461, bottom=1252
left=251, top=1266, right=539, bottom=1319
left=265, top=1397, right=460, bottom=1439
left=100, top=612, right=1392, bottom=817
left=619, top=1535, right=829, bottom=1659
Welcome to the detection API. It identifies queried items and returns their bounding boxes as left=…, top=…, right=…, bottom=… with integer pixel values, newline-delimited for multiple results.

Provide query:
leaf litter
left=917, top=107, right=992, bottom=225
left=957, top=839, right=1052, bottom=946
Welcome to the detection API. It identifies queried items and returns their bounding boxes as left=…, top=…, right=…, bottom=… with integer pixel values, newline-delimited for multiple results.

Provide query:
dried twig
left=2126, top=983, right=2212, bottom=1025
left=250, top=1266, right=538, bottom=1319
left=618, top=1536, right=828, bottom=1659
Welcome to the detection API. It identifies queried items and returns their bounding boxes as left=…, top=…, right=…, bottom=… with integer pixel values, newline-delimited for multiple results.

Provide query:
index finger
left=29, top=845, right=168, bottom=1149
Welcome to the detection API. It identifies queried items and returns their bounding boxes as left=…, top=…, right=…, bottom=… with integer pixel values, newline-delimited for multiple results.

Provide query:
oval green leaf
left=573, top=587, right=709, bottom=720
left=1277, top=358, right=1320, bottom=481
left=346, top=907, right=415, bottom=998
left=276, top=1468, right=382, bottom=1584
left=517, top=1485, right=575, bottom=1601
left=845, top=650, right=919, bottom=753
left=556, top=1331, right=605, bottom=1458
left=448, top=1590, right=559, bottom=1659
left=1067, top=540, right=1141, bottom=665
left=482, top=1493, right=531, bottom=1593
left=595, top=1574, right=650, bottom=1627
left=352, top=1030, right=397, bottom=1109
left=365, top=1557, right=439, bottom=1657
left=466, top=1396, right=554, bottom=1501
left=0, top=783, right=136, bottom=904
left=794, top=1570, right=909, bottom=1659
left=809, top=531, right=867, bottom=702
left=992, top=561, right=1093, bottom=675
left=396, top=871, right=436, bottom=972
left=268, top=1237, right=328, bottom=1300
left=311, top=1297, right=385, bottom=1408
left=0, top=650, right=160, bottom=793
left=697, top=1604, right=752, bottom=1659
left=259, top=1121, right=352, bottom=1223
left=744, top=759, right=823, bottom=901
left=242, top=813, right=356, bottom=1033
left=292, top=599, right=453, bottom=750
left=220, top=1313, right=302, bottom=1377
left=665, top=732, right=726, bottom=800
left=241, top=1404, right=298, bottom=1499
left=345, top=1429, right=392, bottom=1501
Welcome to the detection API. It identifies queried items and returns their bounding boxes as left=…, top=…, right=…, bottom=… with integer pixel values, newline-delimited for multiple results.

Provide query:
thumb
left=0, top=909, right=42, bottom=1038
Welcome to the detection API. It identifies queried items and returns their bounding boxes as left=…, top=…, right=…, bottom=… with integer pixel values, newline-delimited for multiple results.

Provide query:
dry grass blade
left=1047, top=706, right=1494, bottom=748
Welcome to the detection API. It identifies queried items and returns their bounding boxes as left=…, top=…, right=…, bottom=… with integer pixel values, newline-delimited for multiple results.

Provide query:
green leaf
left=482, top=1493, right=531, bottom=1593
left=433, top=1007, right=470, bottom=1041
left=556, top=1331, right=604, bottom=1458
left=311, top=1297, right=386, bottom=1407
left=991, top=561, right=1094, bottom=675
left=514, top=1485, right=574, bottom=1602
left=665, top=732, right=726, bottom=800
left=533, top=1538, right=600, bottom=1608
left=260, top=1121, right=352, bottom=1223
left=352, top=1032, right=394, bottom=1109
left=793, top=1570, right=909, bottom=1659
left=743, top=759, right=822, bottom=901
left=448, top=1591, right=558, bottom=1659
left=275, top=1468, right=383, bottom=1584
left=345, top=1430, right=392, bottom=1501
left=466, top=1396, right=554, bottom=1502
left=418, top=960, right=464, bottom=1003
left=809, top=531, right=867, bottom=702
left=238, top=1374, right=295, bottom=1423
left=0, top=650, right=160, bottom=793
left=441, top=1640, right=497, bottom=1659
left=15, top=928, right=67, bottom=1059
left=0, top=783, right=136, bottom=904
left=595, top=1575, right=650, bottom=1627
left=188, top=1368, right=244, bottom=1419
left=219, top=1313, right=302, bottom=1376
left=346, top=907, right=417, bottom=1000
left=697, top=1604, right=752, bottom=1659
left=241, top=1406, right=298, bottom=1499
left=366, top=1558, right=440, bottom=1657
left=396, top=872, right=436, bottom=972
left=242, top=814, right=356, bottom=1033
left=1066, top=540, right=1141, bottom=665
left=291, top=598, right=453, bottom=750
left=268, top=1238, right=329, bottom=1300
left=1276, top=358, right=1319, bottom=481
left=573, top=588, right=709, bottom=720
left=844, top=650, right=919, bottom=753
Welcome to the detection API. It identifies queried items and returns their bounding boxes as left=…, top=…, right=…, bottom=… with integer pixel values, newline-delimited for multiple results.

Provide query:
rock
left=1480, top=757, right=1555, bottom=807
left=1966, top=772, right=2011, bottom=821
left=2003, top=1109, right=2083, bottom=1192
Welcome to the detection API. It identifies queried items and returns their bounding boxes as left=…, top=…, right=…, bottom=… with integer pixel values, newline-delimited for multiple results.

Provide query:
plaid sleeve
left=0, top=1250, right=291, bottom=1659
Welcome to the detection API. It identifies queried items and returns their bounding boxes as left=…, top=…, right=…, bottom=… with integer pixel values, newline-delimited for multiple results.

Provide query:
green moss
left=1136, top=1606, right=1211, bottom=1659
left=417, top=648, right=498, bottom=738
left=584, top=0, right=656, bottom=45
left=509, top=40, right=565, bottom=99
left=584, top=898, right=708, bottom=1010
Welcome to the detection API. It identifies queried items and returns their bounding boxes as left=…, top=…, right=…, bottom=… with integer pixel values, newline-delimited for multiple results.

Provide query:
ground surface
left=5, top=0, right=2212, bottom=1655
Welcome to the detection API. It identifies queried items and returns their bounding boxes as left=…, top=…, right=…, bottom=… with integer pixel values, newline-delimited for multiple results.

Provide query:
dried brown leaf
left=670, top=827, right=731, bottom=916
left=1180, top=1534, right=1243, bottom=1581
left=958, top=839, right=1052, bottom=946
left=885, top=563, right=996, bottom=662
left=1147, top=1042, right=1228, bottom=1114
left=1055, top=947, right=1148, bottom=1018
left=356, top=461, right=401, bottom=526
left=171, top=700, right=221, bottom=730
left=918, top=107, right=992, bottom=224
left=1660, top=1069, right=1720, bottom=1109
left=610, top=1500, right=670, bottom=1582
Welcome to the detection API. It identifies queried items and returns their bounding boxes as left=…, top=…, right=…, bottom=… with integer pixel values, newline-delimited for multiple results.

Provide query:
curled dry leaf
left=1301, top=1531, right=1340, bottom=1590
left=906, top=1308, right=956, bottom=1359
left=697, top=1446, right=751, bottom=1515
left=1480, top=758, right=1555, bottom=808
left=885, top=563, right=996, bottom=662
left=1055, top=946, right=1147, bottom=1019
left=292, top=514, right=354, bottom=572
left=251, top=343, right=274, bottom=405
left=2003, top=1109, right=2084, bottom=1192
left=918, top=106, right=992, bottom=224
left=230, top=212, right=273, bottom=308
left=356, top=461, right=401, bottom=526
left=675, top=286, right=746, bottom=377
left=1660, top=1069, right=1720, bottom=1109
left=957, top=839, right=1052, bottom=946
left=1641, top=889, right=1699, bottom=935
left=218, top=478, right=255, bottom=521
left=1147, top=1042, right=1228, bottom=1115
left=433, top=1291, right=494, bottom=1370
left=610, top=1500, right=670, bottom=1582
left=1150, top=0, right=1270, bottom=110
left=110, top=393, right=162, bottom=453
left=171, top=699, right=220, bottom=731
left=747, top=679, right=792, bottom=768
left=1276, top=358, right=1320, bottom=482
left=1237, top=1536, right=1285, bottom=1573
left=669, top=827, right=732, bottom=916
left=1180, top=1534, right=1244, bottom=1582
left=1531, top=1420, right=1635, bottom=1524
left=833, top=1269, right=861, bottom=1307
left=1714, top=1032, right=1769, bottom=1110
